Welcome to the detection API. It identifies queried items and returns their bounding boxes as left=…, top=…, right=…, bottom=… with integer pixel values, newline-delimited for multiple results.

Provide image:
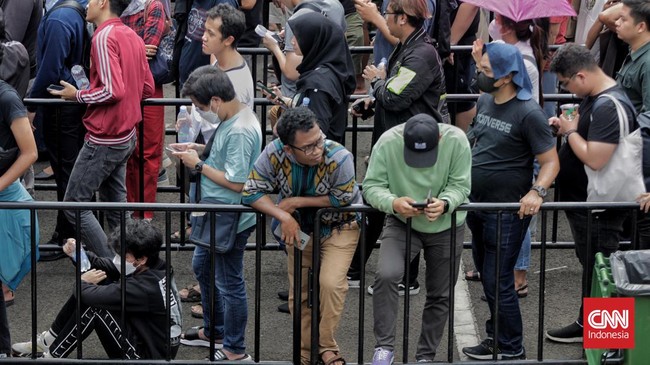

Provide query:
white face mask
left=488, top=19, right=503, bottom=41
left=195, top=100, right=221, bottom=125
left=112, top=255, right=138, bottom=276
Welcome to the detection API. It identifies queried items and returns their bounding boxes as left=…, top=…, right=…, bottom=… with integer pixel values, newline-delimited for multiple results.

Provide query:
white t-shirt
left=191, top=60, right=255, bottom=141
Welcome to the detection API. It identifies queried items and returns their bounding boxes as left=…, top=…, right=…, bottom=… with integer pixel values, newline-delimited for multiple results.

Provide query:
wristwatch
left=530, top=185, right=547, bottom=198
left=194, top=161, right=205, bottom=173
left=441, top=199, right=450, bottom=214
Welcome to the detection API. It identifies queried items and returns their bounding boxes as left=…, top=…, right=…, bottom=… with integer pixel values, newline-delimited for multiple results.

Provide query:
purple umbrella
left=462, top=0, right=577, bottom=22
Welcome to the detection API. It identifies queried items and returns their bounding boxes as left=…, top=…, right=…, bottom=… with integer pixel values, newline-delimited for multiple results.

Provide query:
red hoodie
left=75, top=18, right=154, bottom=145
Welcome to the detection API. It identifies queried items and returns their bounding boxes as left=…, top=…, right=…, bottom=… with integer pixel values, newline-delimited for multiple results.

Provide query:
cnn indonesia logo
left=584, top=298, right=635, bottom=349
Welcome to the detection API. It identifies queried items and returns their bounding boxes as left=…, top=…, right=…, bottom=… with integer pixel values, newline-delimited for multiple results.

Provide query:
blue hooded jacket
left=29, top=0, right=88, bottom=101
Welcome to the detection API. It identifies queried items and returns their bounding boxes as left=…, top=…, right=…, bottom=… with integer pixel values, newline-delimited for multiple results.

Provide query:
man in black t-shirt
left=546, top=43, right=637, bottom=344
left=463, top=42, right=559, bottom=361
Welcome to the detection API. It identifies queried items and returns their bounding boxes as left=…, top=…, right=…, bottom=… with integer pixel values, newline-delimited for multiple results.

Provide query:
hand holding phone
left=410, top=189, right=432, bottom=210
left=256, top=81, right=287, bottom=106
left=47, top=84, right=65, bottom=92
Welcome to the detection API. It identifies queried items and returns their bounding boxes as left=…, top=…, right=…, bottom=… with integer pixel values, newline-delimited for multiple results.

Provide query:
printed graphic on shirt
left=474, top=113, right=513, bottom=134
left=186, top=7, right=209, bottom=42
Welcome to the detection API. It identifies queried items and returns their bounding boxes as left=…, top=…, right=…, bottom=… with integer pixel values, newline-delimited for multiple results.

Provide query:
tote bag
left=585, top=94, right=645, bottom=202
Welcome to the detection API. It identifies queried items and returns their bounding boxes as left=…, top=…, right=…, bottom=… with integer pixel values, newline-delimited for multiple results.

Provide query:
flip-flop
left=3, top=289, right=14, bottom=307
left=191, top=303, right=203, bottom=318
left=208, top=349, right=252, bottom=361
left=179, top=284, right=201, bottom=302
left=180, top=326, right=222, bottom=348
left=170, top=227, right=192, bottom=243
left=464, top=270, right=481, bottom=281
left=516, top=284, right=529, bottom=298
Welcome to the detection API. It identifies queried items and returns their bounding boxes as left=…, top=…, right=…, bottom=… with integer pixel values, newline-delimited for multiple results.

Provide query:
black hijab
left=288, top=12, right=355, bottom=100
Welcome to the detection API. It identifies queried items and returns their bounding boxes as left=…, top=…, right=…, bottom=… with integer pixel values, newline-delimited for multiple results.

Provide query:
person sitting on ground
left=11, top=220, right=182, bottom=359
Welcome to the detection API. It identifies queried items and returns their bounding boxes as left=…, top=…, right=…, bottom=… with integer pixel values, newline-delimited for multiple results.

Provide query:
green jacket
left=363, top=123, right=471, bottom=233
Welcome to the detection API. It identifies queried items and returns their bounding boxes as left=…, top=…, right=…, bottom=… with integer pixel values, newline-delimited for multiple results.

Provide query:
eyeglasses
left=289, top=133, right=326, bottom=155
left=382, top=11, right=403, bottom=17
left=559, top=73, right=577, bottom=90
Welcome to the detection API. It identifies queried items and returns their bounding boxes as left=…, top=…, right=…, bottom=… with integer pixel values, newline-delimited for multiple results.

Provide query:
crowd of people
left=0, top=0, right=649, bottom=363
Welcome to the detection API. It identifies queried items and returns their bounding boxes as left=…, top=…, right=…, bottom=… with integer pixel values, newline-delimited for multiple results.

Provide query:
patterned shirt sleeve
left=242, top=143, right=280, bottom=205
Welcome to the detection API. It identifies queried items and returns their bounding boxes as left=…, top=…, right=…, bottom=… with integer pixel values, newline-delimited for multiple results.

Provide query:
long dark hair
left=501, top=15, right=549, bottom=105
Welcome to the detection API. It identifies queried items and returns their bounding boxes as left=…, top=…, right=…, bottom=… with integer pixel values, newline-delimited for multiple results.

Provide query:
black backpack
left=44, top=0, right=91, bottom=75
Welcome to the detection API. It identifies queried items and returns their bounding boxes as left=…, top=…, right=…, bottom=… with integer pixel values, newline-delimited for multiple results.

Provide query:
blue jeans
left=514, top=229, right=531, bottom=271
left=467, top=211, right=531, bottom=354
left=193, top=226, right=254, bottom=355
left=64, top=138, right=136, bottom=258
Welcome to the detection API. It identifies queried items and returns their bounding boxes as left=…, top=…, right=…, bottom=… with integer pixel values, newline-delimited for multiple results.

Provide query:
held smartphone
left=165, top=145, right=183, bottom=153
left=256, top=81, right=286, bottom=106
left=410, top=201, right=429, bottom=209
left=47, top=84, right=64, bottom=92
left=352, top=101, right=375, bottom=120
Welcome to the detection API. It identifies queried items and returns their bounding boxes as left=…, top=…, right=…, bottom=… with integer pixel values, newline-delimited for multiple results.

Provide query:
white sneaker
left=12, top=330, right=52, bottom=357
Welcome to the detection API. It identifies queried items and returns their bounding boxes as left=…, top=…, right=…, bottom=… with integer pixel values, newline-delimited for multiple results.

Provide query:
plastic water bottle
left=369, top=58, right=387, bottom=101
left=377, top=57, right=388, bottom=70
left=69, top=239, right=91, bottom=272
left=177, top=106, right=193, bottom=143
left=71, top=65, right=90, bottom=90
left=302, top=97, right=311, bottom=107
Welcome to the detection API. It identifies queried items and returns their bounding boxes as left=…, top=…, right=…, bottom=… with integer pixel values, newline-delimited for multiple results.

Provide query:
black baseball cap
left=403, top=113, right=440, bottom=168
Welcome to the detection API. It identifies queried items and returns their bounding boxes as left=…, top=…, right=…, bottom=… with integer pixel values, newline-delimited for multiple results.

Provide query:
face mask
left=488, top=20, right=503, bottom=41
left=195, top=100, right=221, bottom=125
left=113, top=255, right=138, bottom=276
left=477, top=72, right=500, bottom=94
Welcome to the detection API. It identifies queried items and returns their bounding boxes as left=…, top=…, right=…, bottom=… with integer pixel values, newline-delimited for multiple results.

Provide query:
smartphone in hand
left=256, top=81, right=286, bottom=106
left=47, top=84, right=65, bottom=92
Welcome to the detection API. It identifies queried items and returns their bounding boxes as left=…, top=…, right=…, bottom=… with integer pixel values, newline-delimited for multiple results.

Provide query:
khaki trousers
left=287, top=221, right=359, bottom=364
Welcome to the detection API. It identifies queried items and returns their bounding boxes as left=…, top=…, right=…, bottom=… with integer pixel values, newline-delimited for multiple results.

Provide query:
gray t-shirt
left=469, top=94, right=555, bottom=203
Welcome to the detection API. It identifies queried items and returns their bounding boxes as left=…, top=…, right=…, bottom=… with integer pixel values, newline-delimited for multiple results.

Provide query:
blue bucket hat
left=485, top=42, right=533, bottom=101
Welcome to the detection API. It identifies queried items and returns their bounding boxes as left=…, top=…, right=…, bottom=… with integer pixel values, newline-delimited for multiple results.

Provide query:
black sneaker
left=462, top=338, right=526, bottom=360
left=367, top=281, right=420, bottom=296
left=545, top=321, right=583, bottom=343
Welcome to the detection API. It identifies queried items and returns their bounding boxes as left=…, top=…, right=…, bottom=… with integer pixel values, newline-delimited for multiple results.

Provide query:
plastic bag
left=610, top=250, right=650, bottom=296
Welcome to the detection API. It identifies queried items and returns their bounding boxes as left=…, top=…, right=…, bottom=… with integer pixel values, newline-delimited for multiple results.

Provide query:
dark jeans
left=48, top=296, right=139, bottom=359
left=467, top=211, right=531, bottom=354
left=0, top=284, right=8, bottom=356
left=41, top=104, right=86, bottom=243
left=635, top=212, right=650, bottom=250
left=564, top=209, right=627, bottom=324
left=347, top=211, right=420, bottom=284
left=63, top=137, right=136, bottom=258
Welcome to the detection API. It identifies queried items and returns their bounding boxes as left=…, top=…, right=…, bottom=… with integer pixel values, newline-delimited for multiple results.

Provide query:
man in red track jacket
left=50, top=0, right=155, bottom=258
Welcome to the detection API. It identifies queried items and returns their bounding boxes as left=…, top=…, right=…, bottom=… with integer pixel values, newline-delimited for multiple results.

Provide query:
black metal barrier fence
left=1, top=200, right=641, bottom=364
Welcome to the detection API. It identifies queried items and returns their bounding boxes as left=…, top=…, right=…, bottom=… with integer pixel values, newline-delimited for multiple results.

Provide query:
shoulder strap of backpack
left=46, top=0, right=86, bottom=20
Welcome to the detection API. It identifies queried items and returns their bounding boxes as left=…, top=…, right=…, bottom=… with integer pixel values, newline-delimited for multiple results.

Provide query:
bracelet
left=563, top=129, right=578, bottom=137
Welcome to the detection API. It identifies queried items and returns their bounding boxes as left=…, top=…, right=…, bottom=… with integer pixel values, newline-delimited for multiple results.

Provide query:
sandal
left=208, top=349, right=252, bottom=361
left=464, top=269, right=481, bottom=281
left=516, top=284, right=528, bottom=298
left=180, top=326, right=222, bottom=348
left=320, top=351, right=346, bottom=365
left=480, top=285, right=529, bottom=302
left=170, top=226, right=192, bottom=243
left=191, top=303, right=203, bottom=318
left=179, top=284, right=201, bottom=302
left=3, top=289, right=14, bottom=307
